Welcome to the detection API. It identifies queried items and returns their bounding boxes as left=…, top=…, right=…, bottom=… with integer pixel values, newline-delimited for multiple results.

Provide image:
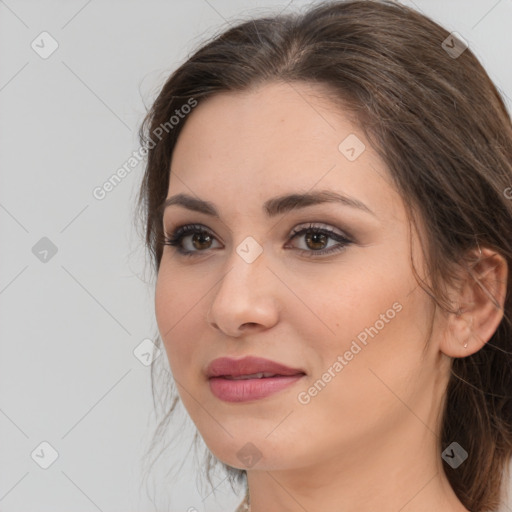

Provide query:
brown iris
left=305, top=231, right=328, bottom=250
left=192, top=232, right=213, bottom=250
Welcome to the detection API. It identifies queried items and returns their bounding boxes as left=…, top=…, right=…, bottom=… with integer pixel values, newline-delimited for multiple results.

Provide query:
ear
left=440, top=245, right=508, bottom=358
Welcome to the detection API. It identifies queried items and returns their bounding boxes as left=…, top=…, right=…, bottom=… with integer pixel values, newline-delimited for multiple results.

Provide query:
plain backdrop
left=1, top=1, right=511, bottom=511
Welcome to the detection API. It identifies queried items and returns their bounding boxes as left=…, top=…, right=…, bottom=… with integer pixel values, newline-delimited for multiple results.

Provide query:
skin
left=154, top=81, right=507, bottom=512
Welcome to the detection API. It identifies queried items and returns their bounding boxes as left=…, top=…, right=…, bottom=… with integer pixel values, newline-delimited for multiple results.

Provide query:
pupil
left=306, top=232, right=327, bottom=250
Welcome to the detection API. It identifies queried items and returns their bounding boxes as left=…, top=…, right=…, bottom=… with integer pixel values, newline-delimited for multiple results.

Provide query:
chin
left=203, top=434, right=302, bottom=473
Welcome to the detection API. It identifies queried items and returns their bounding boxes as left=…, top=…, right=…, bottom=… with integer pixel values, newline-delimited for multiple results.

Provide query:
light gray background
left=1, top=1, right=511, bottom=511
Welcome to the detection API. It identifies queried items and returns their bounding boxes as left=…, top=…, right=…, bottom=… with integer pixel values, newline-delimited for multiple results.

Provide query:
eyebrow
left=162, top=190, right=375, bottom=218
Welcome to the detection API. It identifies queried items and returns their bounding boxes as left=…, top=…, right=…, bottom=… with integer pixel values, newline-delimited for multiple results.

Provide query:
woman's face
left=155, top=81, right=450, bottom=472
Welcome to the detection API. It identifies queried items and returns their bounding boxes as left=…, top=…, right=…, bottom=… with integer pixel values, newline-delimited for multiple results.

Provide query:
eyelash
left=162, top=223, right=353, bottom=258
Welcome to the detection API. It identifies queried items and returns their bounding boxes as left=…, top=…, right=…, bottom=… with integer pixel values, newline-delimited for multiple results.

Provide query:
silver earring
left=463, top=341, right=468, bottom=349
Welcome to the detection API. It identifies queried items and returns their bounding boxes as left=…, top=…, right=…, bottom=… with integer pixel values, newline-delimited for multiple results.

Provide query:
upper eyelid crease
left=164, top=221, right=355, bottom=246
left=161, top=190, right=376, bottom=219
left=163, top=223, right=352, bottom=258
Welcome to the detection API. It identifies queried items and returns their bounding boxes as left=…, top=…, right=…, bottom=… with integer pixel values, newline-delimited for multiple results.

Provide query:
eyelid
left=285, top=223, right=352, bottom=255
left=164, top=223, right=221, bottom=247
left=289, top=222, right=350, bottom=239
left=163, top=220, right=353, bottom=241
left=163, top=221, right=354, bottom=258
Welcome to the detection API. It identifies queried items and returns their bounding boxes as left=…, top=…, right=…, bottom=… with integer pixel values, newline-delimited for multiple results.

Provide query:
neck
left=245, top=422, right=468, bottom=512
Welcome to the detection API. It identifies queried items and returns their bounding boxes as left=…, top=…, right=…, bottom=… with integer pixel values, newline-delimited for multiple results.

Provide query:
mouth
left=206, top=356, right=306, bottom=402
left=222, top=372, right=290, bottom=380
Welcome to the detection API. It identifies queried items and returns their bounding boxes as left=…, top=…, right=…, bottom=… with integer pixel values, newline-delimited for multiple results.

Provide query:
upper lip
left=206, top=356, right=306, bottom=378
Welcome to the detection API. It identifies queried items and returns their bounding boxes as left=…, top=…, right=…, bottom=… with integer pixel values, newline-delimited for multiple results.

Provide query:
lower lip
left=209, top=375, right=305, bottom=402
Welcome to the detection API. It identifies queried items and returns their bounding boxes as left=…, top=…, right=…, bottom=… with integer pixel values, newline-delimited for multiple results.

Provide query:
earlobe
left=440, top=246, right=508, bottom=359
left=458, top=313, right=473, bottom=351
left=441, top=309, right=478, bottom=358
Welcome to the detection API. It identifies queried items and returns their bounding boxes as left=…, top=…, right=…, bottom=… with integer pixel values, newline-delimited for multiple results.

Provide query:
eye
left=163, top=222, right=353, bottom=258
left=163, top=223, right=221, bottom=256
left=286, top=223, right=352, bottom=257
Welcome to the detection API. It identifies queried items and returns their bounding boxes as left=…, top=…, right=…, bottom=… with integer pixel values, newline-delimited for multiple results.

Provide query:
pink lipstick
left=206, top=356, right=306, bottom=403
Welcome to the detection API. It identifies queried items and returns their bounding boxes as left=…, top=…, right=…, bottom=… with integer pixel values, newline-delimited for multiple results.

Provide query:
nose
left=206, top=247, right=280, bottom=337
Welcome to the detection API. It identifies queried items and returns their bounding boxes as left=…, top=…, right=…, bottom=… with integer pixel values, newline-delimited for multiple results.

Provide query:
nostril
left=241, top=322, right=259, bottom=329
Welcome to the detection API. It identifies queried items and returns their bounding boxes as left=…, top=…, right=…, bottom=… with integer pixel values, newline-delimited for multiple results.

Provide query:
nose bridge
left=207, top=238, right=279, bottom=333
left=214, top=240, right=268, bottom=303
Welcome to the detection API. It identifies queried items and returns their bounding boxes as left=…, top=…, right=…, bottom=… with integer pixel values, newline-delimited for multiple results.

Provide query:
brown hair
left=136, top=1, right=512, bottom=509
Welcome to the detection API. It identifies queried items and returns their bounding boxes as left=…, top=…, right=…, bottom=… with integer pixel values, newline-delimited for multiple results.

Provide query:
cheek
left=292, top=265, right=405, bottom=353
left=297, top=262, right=428, bottom=404
left=294, top=299, right=429, bottom=441
left=154, top=270, right=201, bottom=374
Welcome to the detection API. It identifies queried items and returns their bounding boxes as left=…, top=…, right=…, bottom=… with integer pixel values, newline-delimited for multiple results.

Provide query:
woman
left=136, top=1, right=512, bottom=510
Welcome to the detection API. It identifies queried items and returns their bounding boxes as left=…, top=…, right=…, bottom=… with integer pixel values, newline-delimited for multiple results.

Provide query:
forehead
left=168, top=81, right=404, bottom=224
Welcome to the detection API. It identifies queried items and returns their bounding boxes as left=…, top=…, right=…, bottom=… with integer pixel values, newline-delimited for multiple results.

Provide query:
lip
left=206, top=356, right=306, bottom=403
